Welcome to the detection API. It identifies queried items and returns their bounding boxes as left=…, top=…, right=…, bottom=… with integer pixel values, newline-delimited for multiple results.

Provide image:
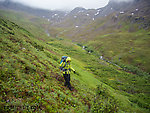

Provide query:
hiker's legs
left=67, top=74, right=71, bottom=90
left=63, top=74, right=67, bottom=86
left=63, top=74, right=72, bottom=90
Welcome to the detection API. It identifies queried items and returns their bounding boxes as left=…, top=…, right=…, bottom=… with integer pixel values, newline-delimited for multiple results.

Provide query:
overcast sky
left=0, top=0, right=134, bottom=11
left=11, top=0, right=110, bottom=10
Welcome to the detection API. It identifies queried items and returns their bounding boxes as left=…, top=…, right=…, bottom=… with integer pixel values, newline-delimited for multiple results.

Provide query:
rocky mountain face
left=1, top=0, right=149, bottom=40
left=0, top=0, right=149, bottom=25
left=50, top=0, right=150, bottom=29
left=0, top=0, right=150, bottom=36
left=50, top=0, right=150, bottom=37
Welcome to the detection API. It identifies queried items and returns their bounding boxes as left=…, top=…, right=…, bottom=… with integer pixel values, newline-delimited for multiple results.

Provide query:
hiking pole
left=74, top=71, right=80, bottom=76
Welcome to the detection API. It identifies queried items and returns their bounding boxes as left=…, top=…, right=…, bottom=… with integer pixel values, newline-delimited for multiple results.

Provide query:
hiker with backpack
left=60, top=56, right=75, bottom=91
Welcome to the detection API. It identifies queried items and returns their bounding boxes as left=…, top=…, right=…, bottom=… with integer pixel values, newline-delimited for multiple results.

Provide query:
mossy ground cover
left=0, top=10, right=150, bottom=113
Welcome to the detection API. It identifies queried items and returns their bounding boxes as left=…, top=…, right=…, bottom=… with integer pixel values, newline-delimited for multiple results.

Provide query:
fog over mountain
left=0, top=0, right=136, bottom=11
left=0, top=0, right=109, bottom=10
left=111, top=0, right=134, bottom=2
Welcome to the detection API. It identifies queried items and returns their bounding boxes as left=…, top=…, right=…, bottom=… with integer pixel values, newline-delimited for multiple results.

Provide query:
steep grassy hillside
left=0, top=16, right=95, bottom=112
left=0, top=10, right=150, bottom=113
left=0, top=10, right=52, bottom=39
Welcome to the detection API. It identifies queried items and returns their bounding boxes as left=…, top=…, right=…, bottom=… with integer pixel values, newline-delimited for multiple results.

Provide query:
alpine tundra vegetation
left=0, top=0, right=150, bottom=112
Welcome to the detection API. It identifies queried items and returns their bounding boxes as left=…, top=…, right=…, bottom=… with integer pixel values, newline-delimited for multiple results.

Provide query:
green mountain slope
left=0, top=10, right=150, bottom=113
left=49, top=0, right=150, bottom=73
left=57, top=14, right=150, bottom=73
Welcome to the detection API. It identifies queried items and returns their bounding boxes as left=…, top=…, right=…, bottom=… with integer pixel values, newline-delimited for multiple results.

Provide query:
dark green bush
left=29, top=41, right=44, bottom=51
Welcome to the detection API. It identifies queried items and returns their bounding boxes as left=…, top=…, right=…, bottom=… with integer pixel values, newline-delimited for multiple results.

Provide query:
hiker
left=60, top=57, right=75, bottom=91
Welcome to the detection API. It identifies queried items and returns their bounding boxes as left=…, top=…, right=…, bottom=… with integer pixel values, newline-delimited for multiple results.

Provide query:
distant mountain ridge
left=1, top=0, right=150, bottom=24
left=1, top=0, right=149, bottom=35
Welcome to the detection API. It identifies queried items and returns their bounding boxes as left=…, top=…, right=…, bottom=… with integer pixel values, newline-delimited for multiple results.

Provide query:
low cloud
left=2, top=0, right=109, bottom=10
left=1, top=0, right=135, bottom=11
left=111, top=0, right=134, bottom=2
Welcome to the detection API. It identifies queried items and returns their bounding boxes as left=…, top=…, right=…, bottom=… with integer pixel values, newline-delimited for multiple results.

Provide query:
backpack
left=60, top=56, right=68, bottom=70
